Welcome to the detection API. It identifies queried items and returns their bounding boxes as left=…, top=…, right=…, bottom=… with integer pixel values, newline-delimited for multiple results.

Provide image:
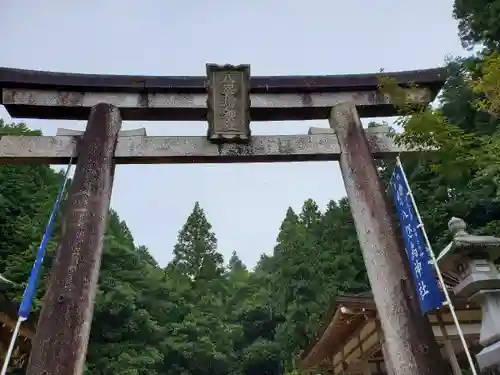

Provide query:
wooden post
left=358, top=331, right=371, bottom=375
left=329, top=102, right=449, bottom=375
left=341, top=346, right=347, bottom=374
left=25, top=103, right=122, bottom=375
left=437, top=312, right=463, bottom=375
left=362, top=361, right=371, bottom=375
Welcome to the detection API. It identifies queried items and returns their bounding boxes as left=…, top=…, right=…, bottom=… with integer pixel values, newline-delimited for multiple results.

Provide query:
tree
left=377, top=54, right=500, bottom=249
left=228, top=251, right=246, bottom=273
left=453, top=0, right=500, bottom=49
left=266, top=200, right=369, bottom=369
left=318, top=199, right=368, bottom=294
left=0, top=120, right=66, bottom=307
left=171, top=202, right=224, bottom=282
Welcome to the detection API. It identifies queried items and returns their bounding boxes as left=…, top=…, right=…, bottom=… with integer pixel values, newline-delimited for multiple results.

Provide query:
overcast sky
left=0, top=0, right=467, bottom=268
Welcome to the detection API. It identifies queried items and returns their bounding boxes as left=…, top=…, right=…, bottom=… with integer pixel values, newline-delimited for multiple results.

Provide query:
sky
left=0, top=0, right=468, bottom=269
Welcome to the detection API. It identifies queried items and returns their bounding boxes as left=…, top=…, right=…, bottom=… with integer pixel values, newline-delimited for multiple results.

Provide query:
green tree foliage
left=228, top=251, right=246, bottom=273
left=453, top=0, right=500, bottom=49
left=172, top=202, right=224, bottom=282
left=0, top=121, right=66, bottom=306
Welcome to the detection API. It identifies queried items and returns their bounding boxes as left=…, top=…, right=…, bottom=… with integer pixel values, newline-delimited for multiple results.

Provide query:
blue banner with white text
left=390, top=163, right=444, bottom=314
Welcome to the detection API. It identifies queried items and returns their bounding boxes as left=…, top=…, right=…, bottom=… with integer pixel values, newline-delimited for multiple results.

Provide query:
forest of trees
left=2, top=1, right=500, bottom=375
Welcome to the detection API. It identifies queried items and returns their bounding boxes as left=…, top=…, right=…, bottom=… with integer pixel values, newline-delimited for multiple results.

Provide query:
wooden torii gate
left=0, top=64, right=448, bottom=375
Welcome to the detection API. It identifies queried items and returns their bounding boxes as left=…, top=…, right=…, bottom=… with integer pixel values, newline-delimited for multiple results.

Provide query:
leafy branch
left=376, top=71, right=498, bottom=183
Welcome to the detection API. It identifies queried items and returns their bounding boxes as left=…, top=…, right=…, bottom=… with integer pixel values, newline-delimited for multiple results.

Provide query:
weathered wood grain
left=0, top=131, right=414, bottom=165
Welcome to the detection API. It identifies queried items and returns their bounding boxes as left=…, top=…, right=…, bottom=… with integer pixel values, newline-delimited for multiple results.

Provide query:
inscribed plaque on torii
left=206, top=64, right=251, bottom=142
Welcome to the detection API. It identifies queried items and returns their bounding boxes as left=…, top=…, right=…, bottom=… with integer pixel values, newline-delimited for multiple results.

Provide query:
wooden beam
left=0, top=66, right=447, bottom=120
left=56, top=127, right=147, bottom=137
left=0, top=130, right=416, bottom=165
left=436, top=312, right=463, bottom=375
left=0, top=66, right=446, bottom=94
left=2, top=87, right=431, bottom=121
left=301, top=307, right=345, bottom=369
left=341, top=321, right=377, bottom=366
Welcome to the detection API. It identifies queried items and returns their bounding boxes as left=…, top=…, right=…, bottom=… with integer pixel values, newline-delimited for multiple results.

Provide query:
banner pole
left=0, top=317, right=24, bottom=375
left=396, top=156, right=477, bottom=375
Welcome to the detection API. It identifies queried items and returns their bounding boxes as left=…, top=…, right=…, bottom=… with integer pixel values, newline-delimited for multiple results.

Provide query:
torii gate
left=0, top=64, right=448, bottom=375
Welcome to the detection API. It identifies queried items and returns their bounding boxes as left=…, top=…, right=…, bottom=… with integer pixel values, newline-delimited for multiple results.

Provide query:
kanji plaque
left=206, top=64, right=251, bottom=143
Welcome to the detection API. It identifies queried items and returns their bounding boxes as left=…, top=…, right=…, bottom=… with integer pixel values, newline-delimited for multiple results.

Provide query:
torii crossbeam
left=0, top=66, right=444, bottom=121
left=0, top=126, right=411, bottom=165
left=0, top=65, right=445, bottom=164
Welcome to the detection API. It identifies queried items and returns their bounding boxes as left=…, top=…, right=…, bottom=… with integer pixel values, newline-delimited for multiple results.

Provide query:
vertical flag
left=18, top=160, right=72, bottom=320
left=390, top=161, right=444, bottom=314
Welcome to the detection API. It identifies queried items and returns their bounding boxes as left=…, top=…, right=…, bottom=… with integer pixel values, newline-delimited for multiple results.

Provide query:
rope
left=1, top=158, right=73, bottom=375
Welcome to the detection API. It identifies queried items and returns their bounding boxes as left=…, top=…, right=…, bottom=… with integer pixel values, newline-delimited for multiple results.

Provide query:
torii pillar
left=330, top=103, right=449, bottom=375
left=25, top=103, right=122, bottom=375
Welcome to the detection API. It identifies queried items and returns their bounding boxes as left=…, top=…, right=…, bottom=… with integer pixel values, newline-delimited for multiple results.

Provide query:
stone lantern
left=437, top=217, right=500, bottom=372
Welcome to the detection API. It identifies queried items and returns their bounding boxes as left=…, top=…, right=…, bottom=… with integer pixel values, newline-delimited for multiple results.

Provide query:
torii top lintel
left=0, top=66, right=447, bottom=121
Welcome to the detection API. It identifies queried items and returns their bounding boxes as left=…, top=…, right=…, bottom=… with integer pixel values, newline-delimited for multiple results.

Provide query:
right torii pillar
left=329, top=103, right=449, bottom=375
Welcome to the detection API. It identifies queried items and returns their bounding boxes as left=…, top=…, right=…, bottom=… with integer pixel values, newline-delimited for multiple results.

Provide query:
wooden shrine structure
left=300, top=290, right=482, bottom=375
left=0, top=66, right=443, bottom=164
left=0, top=64, right=450, bottom=375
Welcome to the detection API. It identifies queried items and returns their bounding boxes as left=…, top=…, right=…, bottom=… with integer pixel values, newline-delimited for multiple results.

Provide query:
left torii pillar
left=26, top=103, right=122, bottom=375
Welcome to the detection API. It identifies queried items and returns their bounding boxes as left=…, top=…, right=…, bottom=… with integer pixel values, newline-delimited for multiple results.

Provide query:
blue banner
left=390, top=163, right=444, bottom=314
left=18, top=163, right=72, bottom=320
